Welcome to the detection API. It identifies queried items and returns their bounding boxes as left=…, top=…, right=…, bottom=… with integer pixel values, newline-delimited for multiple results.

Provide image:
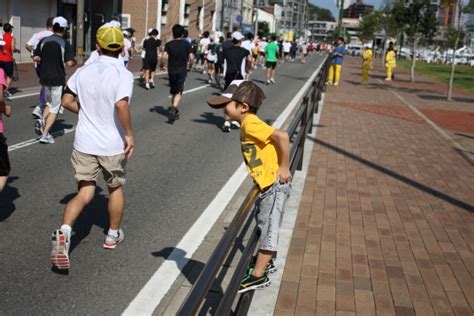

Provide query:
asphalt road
left=0, top=53, right=326, bottom=314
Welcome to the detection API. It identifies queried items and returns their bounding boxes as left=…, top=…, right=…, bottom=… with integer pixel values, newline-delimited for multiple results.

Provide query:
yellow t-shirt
left=240, top=114, right=279, bottom=190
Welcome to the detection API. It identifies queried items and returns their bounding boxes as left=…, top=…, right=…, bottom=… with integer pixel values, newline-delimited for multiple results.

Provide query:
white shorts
left=44, top=85, right=63, bottom=114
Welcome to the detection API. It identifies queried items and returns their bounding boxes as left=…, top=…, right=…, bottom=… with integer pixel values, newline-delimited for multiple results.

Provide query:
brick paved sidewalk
left=274, top=57, right=474, bottom=315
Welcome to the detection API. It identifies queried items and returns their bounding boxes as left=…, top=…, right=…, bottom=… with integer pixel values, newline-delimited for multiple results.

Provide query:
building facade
left=343, top=0, right=373, bottom=19
left=1, top=0, right=122, bottom=62
left=269, top=0, right=309, bottom=38
left=122, top=0, right=217, bottom=45
left=308, top=20, right=336, bottom=42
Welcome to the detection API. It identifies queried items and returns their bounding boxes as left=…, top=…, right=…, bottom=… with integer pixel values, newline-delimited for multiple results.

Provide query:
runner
left=282, top=39, right=291, bottom=61
left=241, top=33, right=255, bottom=79
left=206, top=38, right=217, bottom=84
left=142, top=28, right=161, bottom=90
left=32, top=16, right=76, bottom=144
left=122, top=30, right=132, bottom=68
left=25, top=17, right=54, bottom=119
left=0, top=67, right=12, bottom=192
left=199, top=31, right=211, bottom=74
left=265, top=35, right=279, bottom=85
left=258, top=37, right=267, bottom=68
left=50, top=25, right=134, bottom=270
left=221, top=31, right=251, bottom=132
left=0, top=23, right=20, bottom=98
left=160, top=24, right=193, bottom=123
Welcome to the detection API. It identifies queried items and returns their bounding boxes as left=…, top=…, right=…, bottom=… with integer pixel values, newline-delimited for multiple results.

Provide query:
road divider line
left=122, top=59, right=326, bottom=316
left=167, top=84, right=210, bottom=98
left=8, top=128, right=76, bottom=152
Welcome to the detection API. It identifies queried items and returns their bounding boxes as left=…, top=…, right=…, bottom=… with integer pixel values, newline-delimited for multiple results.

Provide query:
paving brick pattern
left=274, top=57, right=474, bottom=315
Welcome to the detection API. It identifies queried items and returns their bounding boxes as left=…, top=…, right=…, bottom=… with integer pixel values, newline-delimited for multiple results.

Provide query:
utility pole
left=76, top=0, right=85, bottom=59
left=254, top=0, right=259, bottom=36
left=336, top=0, right=345, bottom=38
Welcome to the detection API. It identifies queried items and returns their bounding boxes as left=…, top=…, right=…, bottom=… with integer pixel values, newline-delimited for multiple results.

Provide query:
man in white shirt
left=25, top=17, right=54, bottom=119
left=282, top=40, right=292, bottom=61
left=240, top=33, right=255, bottom=79
left=122, top=30, right=132, bottom=68
left=258, top=37, right=267, bottom=67
left=50, top=25, right=134, bottom=270
left=199, top=31, right=210, bottom=73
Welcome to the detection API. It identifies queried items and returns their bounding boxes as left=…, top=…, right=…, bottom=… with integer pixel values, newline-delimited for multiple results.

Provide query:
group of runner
left=0, top=17, right=317, bottom=275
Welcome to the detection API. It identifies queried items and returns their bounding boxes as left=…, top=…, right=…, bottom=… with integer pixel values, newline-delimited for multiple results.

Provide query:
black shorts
left=265, top=61, right=277, bottom=69
left=0, top=61, right=13, bottom=77
left=143, top=60, right=157, bottom=71
left=0, top=134, right=10, bottom=177
left=168, top=72, right=187, bottom=95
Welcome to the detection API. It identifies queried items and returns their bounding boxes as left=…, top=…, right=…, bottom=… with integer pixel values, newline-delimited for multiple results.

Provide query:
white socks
left=108, top=229, right=119, bottom=238
left=60, top=224, right=72, bottom=239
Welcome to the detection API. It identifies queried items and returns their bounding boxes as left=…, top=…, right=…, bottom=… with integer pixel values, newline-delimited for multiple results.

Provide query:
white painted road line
left=167, top=84, right=210, bottom=98
left=8, top=72, right=167, bottom=100
left=8, top=128, right=76, bottom=152
left=122, top=61, right=327, bottom=316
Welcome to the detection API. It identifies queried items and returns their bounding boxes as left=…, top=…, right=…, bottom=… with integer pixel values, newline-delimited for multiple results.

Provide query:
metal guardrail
left=177, top=55, right=331, bottom=316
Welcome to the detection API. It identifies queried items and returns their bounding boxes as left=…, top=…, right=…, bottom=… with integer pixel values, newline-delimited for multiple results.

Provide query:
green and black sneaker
left=245, top=259, right=277, bottom=276
left=238, top=273, right=271, bottom=294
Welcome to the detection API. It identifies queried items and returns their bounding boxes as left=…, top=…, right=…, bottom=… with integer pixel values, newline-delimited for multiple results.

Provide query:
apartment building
left=122, top=0, right=217, bottom=44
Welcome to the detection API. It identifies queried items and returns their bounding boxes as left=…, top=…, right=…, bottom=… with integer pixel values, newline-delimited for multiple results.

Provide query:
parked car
left=347, top=45, right=362, bottom=56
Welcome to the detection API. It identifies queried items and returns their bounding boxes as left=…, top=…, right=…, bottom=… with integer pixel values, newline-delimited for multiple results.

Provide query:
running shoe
left=4, top=90, right=12, bottom=100
left=222, top=121, right=231, bottom=132
left=168, top=106, right=179, bottom=123
left=32, top=106, right=43, bottom=119
left=145, top=83, right=150, bottom=90
left=230, top=121, right=240, bottom=129
left=245, top=259, right=277, bottom=276
left=270, top=78, right=275, bottom=84
left=35, top=119, right=44, bottom=136
left=39, top=134, right=55, bottom=144
left=149, top=81, right=155, bottom=89
left=238, top=273, right=271, bottom=293
left=51, top=229, right=71, bottom=269
left=103, top=229, right=125, bottom=249
left=266, top=80, right=270, bottom=85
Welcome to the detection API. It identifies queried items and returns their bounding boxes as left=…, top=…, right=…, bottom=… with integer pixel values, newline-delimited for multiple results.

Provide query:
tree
left=257, top=21, right=270, bottom=38
left=447, top=0, right=470, bottom=101
left=307, top=3, right=336, bottom=22
left=358, top=12, right=383, bottom=44
left=391, top=0, right=438, bottom=82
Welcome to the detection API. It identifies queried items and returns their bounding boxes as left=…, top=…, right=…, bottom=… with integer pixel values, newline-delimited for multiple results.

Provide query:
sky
left=309, top=0, right=385, bottom=20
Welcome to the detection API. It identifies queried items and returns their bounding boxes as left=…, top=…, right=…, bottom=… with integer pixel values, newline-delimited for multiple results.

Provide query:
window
left=197, top=6, right=202, bottom=27
left=162, top=1, right=168, bottom=25
left=121, top=13, right=131, bottom=28
left=184, top=4, right=190, bottom=26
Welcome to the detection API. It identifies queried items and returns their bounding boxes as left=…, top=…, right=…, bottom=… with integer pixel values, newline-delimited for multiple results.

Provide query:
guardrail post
left=297, top=97, right=309, bottom=171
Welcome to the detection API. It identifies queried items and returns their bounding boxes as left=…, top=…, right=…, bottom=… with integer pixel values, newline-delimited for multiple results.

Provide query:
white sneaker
left=34, top=119, right=44, bottom=136
left=32, top=106, right=43, bottom=119
left=270, top=78, right=275, bottom=84
left=39, top=134, right=55, bottom=144
left=266, top=80, right=270, bottom=85
left=222, top=121, right=231, bottom=132
left=145, top=83, right=150, bottom=90
left=230, top=121, right=240, bottom=129
left=103, top=229, right=125, bottom=250
left=51, top=229, right=71, bottom=269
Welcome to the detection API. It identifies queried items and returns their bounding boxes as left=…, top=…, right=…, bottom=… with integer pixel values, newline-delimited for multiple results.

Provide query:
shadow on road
left=0, top=176, right=20, bottom=222
left=59, top=187, right=109, bottom=254
left=50, top=119, right=74, bottom=136
left=152, top=247, right=223, bottom=315
left=192, top=112, right=225, bottom=130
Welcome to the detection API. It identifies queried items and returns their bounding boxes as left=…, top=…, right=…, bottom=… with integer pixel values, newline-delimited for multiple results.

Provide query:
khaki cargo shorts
left=71, top=149, right=127, bottom=188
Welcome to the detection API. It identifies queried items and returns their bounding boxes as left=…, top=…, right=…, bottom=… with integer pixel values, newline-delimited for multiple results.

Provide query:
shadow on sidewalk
left=308, top=136, right=474, bottom=213
left=417, top=94, right=474, bottom=103
left=0, top=176, right=20, bottom=222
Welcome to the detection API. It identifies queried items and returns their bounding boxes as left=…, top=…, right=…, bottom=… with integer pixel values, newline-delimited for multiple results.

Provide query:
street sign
left=236, top=15, right=243, bottom=23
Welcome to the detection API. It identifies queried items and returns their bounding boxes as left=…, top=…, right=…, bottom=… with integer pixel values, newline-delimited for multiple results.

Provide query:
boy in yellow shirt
left=207, top=80, right=292, bottom=293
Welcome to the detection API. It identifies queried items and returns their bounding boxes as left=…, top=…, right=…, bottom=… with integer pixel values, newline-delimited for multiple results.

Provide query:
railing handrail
left=177, top=55, right=331, bottom=315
